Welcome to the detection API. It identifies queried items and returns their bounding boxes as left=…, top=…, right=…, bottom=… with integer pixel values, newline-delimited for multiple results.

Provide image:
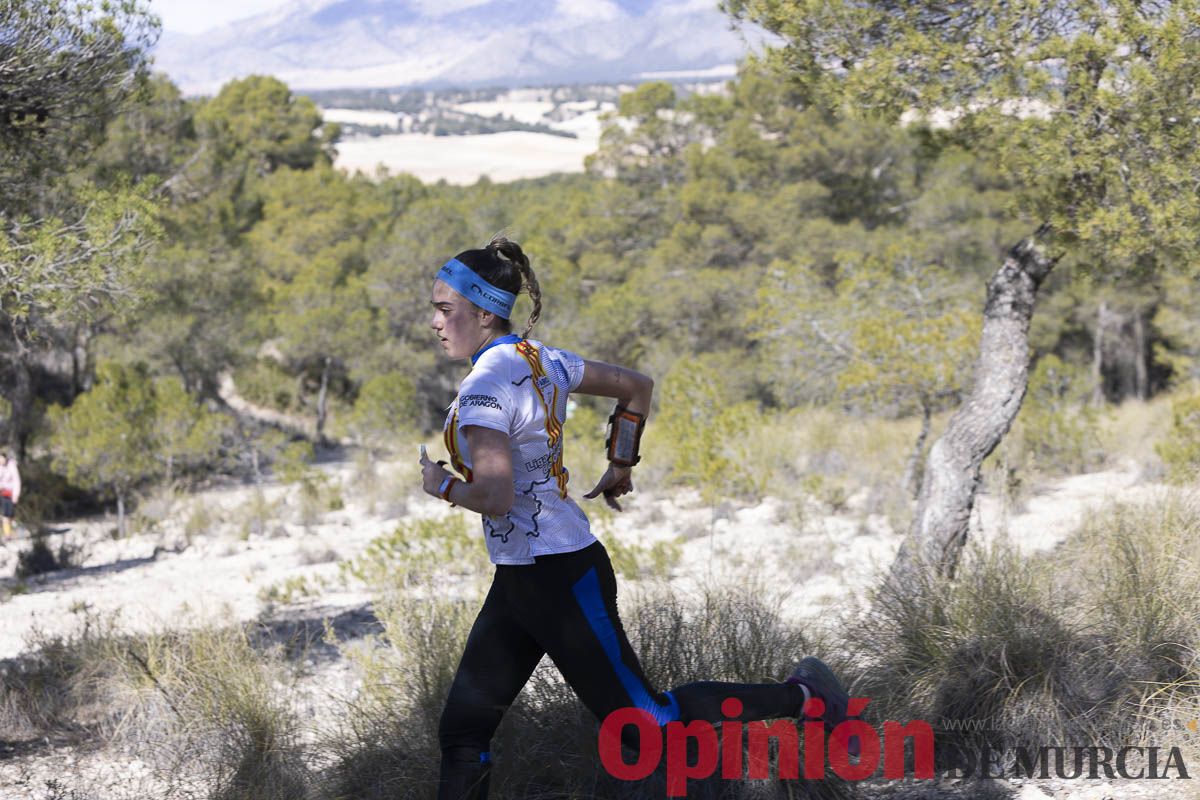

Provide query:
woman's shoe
left=787, top=655, right=861, bottom=757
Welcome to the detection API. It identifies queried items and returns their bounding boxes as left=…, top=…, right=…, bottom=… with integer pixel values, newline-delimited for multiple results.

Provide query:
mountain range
left=153, top=0, right=766, bottom=95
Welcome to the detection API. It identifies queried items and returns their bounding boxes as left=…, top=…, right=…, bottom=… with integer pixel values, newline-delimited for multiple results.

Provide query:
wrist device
left=605, top=404, right=646, bottom=467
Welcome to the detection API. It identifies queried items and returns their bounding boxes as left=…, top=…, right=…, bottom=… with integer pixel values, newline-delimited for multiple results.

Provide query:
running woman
left=0, top=451, right=20, bottom=541
left=420, top=236, right=857, bottom=799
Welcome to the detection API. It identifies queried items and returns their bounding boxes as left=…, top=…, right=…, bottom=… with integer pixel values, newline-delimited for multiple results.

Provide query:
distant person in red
left=0, top=451, right=20, bottom=540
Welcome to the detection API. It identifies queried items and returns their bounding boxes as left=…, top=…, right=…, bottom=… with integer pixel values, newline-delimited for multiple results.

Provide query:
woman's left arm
left=420, top=426, right=514, bottom=516
left=573, top=360, right=654, bottom=511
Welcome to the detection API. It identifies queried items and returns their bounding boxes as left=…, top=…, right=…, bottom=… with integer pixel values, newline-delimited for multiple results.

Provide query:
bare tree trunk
left=902, top=399, right=933, bottom=500
left=71, top=323, right=84, bottom=397
left=316, top=356, right=331, bottom=444
left=1092, top=300, right=1107, bottom=406
left=117, top=490, right=127, bottom=538
left=4, top=358, right=34, bottom=460
left=890, top=229, right=1058, bottom=583
left=1133, top=311, right=1148, bottom=401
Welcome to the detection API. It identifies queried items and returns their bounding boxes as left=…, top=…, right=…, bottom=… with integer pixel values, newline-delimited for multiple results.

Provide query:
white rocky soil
left=0, top=455, right=1192, bottom=800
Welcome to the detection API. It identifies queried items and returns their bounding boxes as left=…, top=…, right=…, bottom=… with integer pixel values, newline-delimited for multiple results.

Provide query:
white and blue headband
left=436, top=257, right=516, bottom=320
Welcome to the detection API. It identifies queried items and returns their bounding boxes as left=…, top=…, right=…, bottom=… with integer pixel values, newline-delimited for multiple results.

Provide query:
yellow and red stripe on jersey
left=443, top=406, right=474, bottom=483
left=514, top=341, right=569, bottom=498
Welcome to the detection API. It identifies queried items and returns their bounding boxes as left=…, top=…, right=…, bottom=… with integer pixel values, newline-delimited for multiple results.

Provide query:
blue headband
left=436, top=257, right=516, bottom=320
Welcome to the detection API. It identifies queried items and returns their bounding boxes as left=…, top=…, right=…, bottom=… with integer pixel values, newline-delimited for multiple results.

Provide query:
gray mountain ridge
left=153, top=0, right=764, bottom=95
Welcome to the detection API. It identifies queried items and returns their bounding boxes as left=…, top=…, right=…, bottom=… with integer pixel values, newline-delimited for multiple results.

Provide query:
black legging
left=438, top=541, right=805, bottom=799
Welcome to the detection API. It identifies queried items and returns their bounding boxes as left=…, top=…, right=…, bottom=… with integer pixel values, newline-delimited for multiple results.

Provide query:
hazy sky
left=150, top=0, right=293, bottom=34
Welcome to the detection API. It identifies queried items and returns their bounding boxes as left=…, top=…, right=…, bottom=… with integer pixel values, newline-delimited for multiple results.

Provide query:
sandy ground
left=334, top=130, right=602, bottom=184
left=321, top=108, right=402, bottom=129
left=0, top=455, right=1191, bottom=800
left=972, top=458, right=1163, bottom=552
left=328, top=93, right=613, bottom=183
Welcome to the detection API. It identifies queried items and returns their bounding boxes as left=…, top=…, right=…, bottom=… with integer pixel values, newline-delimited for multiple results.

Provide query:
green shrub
left=4, top=607, right=315, bottom=799
left=234, top=360, right=302, bottom=415
left=1017, top=354, right=1104, bottom=475
left=346, top=372, right=417, bottom=456
left=604, top=528, right=682, bottom=580
left=339, top=513, right=485, bottom=594
left=1155, top=389, right=1200, bottom=483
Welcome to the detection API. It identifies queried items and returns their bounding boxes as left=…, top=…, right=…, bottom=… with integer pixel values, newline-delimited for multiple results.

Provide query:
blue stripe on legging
left=571, top=566, right=680, bottom=725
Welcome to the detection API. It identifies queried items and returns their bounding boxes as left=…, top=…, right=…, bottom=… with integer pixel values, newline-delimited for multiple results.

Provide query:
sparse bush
left=852, top=491, right=1200, bottom=767
left=113, top=623, right=315, bottom=800
left=298, top=542, right=339, bottom=565
left=855, top=543, right=1117, bottom=761
left=236, top=488, right=282, bottom=540
left=629, top=579, right=816, bottom=691
left=275, top=440, right=316, bottom=486
left=1061, top=494, right=1200, bottom=691
left=131, top=483, right=184, bottom=536
left=185, top=500, right=220, bottom=541
left=15, top=530, right=84, bottom=578
left=354, top=449, right=421, bottom=518
left=0, top=607, right=119, bottom=741
left=350, top=447, right=381, bottom=510
left=275, top=441, right=341, bottom=527
left=326, top=592, right=480, bottom=799
left=1097, top=394, right=1175, bottom=474
left=603, top=528, right=682, bottom=580
left=325, top=512, right=484, bottom=796
left=3, top=606, right=316, bottom=800
left=741, top=407, right=915, bottom=530
left=258, top=574, right=329, bottom=605
left=1155, top=388, right=1200, bottom=483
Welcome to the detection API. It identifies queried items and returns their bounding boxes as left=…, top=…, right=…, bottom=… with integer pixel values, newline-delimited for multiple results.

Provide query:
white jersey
left=444, top=337, right=595, bottom=565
